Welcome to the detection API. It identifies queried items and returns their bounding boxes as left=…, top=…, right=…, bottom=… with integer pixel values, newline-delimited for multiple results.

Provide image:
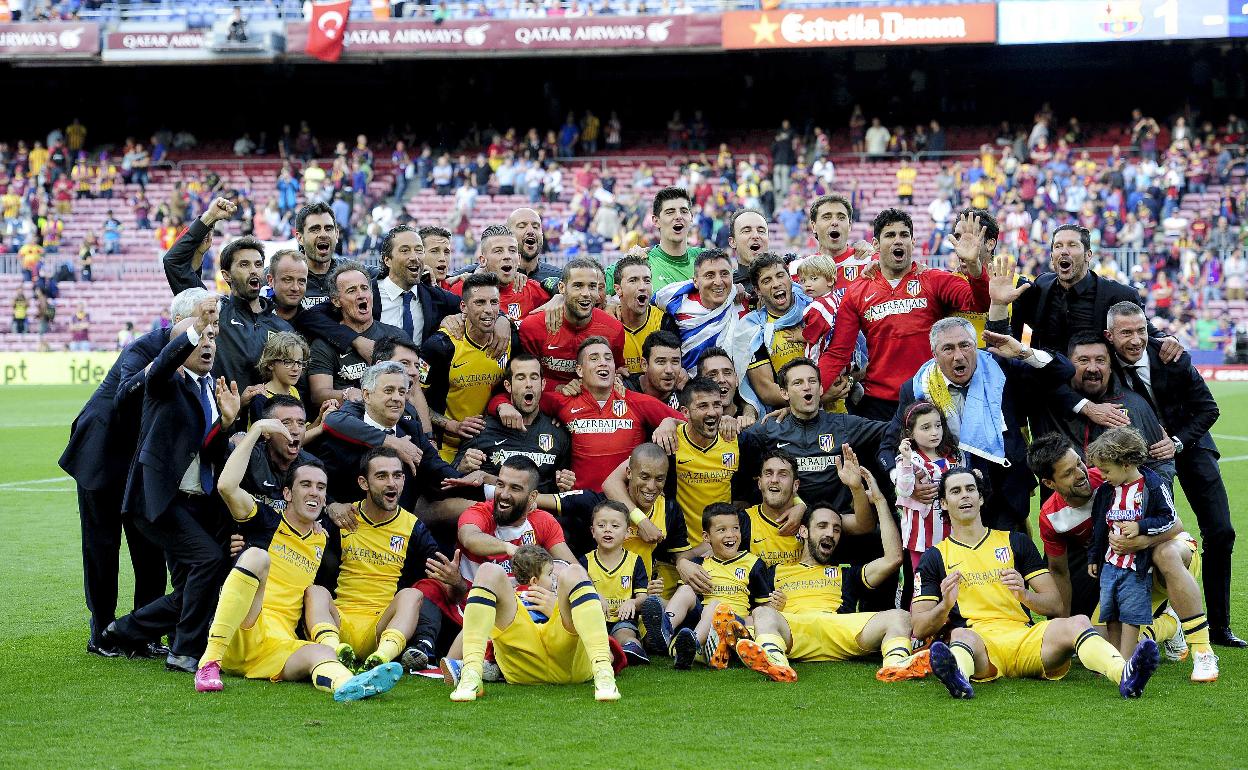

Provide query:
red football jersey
left=830, top=246, right=875, bottom=293
left=518, top=308, right=625, bottom=390
left=819, top=263, right=990, bottom=401
left=457, top=500, right=566, bottom=584
left=452, top=278, right=550, bottom=322
left=1038, top=466, right=1104, bottom=557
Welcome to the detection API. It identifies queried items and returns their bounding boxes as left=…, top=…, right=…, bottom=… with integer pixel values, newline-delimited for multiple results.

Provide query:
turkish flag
left=306, top=0, right=351, bottom=62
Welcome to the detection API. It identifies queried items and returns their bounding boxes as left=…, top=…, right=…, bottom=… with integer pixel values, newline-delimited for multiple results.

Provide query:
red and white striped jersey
left=1105, top=477, right=1147, bottom=571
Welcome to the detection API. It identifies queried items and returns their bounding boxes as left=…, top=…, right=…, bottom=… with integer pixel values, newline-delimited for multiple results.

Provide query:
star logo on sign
left=750, top=13, right=779, bottom=45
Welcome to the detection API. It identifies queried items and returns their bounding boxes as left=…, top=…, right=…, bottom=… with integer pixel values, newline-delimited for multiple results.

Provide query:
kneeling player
left=579, top=500, right=663, bottom=664
left=305, top=447, right=438, bottom=672
left=914, top=468, right=1160, bottom=700
left=194, top=420, right=402, bottom=701
left=450, top=546, right=620, bottom=702
left=733, top=460, right=927, bottom=683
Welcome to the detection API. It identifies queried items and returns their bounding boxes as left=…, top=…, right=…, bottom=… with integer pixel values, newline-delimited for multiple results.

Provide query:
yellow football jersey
left=333, top=505, right=424, bottom=615
left=747, top=322, right=805, bottom=377
left=423, top=332, right=509, bottom=461
left=238, top=504, right=326, bottom=634
left=622, top=305, right=666, bottom=375
left=915, top=529, right=1048, bottom=627
left=699, top=551, right=773, bottom=615
left=581, top=549, right=648, bottom=622
left=743, top=505, right=801, bottom=568
left=674, top=425, right=739, bottom=547
left=774, top=561, right=869, bottom=615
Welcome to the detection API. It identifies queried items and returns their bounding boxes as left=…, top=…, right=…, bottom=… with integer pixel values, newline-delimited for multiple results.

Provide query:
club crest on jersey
left=390, top=536, right=406, bottom=553
left=906, top=279, right=921, bottom=297
left=314, top=546, right=323, bottom=561
left=520, top=531, right=536, bottom=546
left=1132, top=490, right=1144, bottom=508
left=844, top=265, right=859, bottom=281
left=824, top=566, right=839, bottom=580
left=621, top=575, right=631, bottom=588
left=818, top=434, right=834, bottom=453
left=538, top=433, right=554, bottom=452
left=995, top=547, right=1011, bottom=563
left=721, top=452, right=736, bottom=467
left=735, top=568, right=747, bottom=580
left=507, top=302, right=521, bottom=319
left=613, top=400, right=627, bottom=417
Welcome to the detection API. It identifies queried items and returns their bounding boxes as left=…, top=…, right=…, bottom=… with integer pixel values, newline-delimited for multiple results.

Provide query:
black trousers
left=850, top=395, right=899, bottom=422
left=1175, top=446, right=1235, bottom=628
left=114, top=496, right=230, bottom=658
left=78, top=484, right=167, bottom=640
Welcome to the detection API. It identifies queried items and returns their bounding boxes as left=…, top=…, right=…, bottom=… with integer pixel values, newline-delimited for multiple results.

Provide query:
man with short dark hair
left=736, top=253, right=810, bottom=411
left=806, top=194, right=872, bottom=292
left=308, top=262, right=405, bottom=408
left=606, top=187, right=704, bottom=294
left=614, top=255, right=677, bottom=375
left=518, top=258, right=624, bottom=391
left=623, top=330, right=683, bottom=409
left=295, top=201, right=345, bottom=308
left=655, top=249, right=742, bottom=375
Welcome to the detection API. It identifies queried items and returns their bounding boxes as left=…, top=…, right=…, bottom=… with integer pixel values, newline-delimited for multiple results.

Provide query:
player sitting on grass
left=656, top=502, right=784, bottom=672
left=304, top=447, right=436, bottom=673
left=449, top=544, right=621, bottom=702
left=579, top=500, right=664, bottom=665
left=916, top=467, right=1161, bottom=700
left=730, top=451, right=928, bottom=684
left=194, top=420, right=402, bottom=701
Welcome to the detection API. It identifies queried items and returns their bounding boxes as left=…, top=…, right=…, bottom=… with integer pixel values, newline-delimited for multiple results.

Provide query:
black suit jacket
left=1116, top=338, right=1220, bottom=453
left=121, top=331, right=234, bottom=522
left=295, top=279, right=459, bottom=352
left=59, top=328, right=170, bottom=491
left=993, top=271, right=1160, bottom=353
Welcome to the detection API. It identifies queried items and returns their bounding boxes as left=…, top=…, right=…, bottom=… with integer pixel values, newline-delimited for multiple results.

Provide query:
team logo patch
left=613, top=400, right=627, bottom=417
left=520, top=531, right=536, bottom=546
left=314, top=546, right=323, bottom=560
left=1132, top=490, right=1144, bottom=508
left=390, top=536, right=406, bottom=553
left=538, top=433, right=554, bottom=452
left=721, top=452, right=736, bottom=467
left=824, top=566, right=839, bottom=580
left=995, top=547, right=1011, bottom=563
left=906, top=280, right=921, bottom=297
left=621, top=575, right=631, bottom=588
left=735, top=568, right=747, bottom=580
left=844, top=265, right=859, bottom=282
left=818, top=434, right=834, bottom=453
left=507, top=302, right=521, bottom=319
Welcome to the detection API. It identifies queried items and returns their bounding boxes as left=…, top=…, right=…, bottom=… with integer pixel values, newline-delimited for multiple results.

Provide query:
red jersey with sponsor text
left=518, top=308, right=625, bottom=391
left=453, top=278, right=550, bottom=322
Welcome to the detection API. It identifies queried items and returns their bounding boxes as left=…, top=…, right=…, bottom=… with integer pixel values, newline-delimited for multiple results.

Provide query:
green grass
left=3, top=384, right=1248, bottom=768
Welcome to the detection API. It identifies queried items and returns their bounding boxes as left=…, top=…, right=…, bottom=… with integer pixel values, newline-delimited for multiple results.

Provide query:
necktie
left=400, top=290, right=415, bottom=340
left=949, top=384, right=967, bottom=416
left=198, top=376, right=215, bottom=494
left=1126, top=363, right=1155, bottom=407
left=384, top=428, right=396, bottom=436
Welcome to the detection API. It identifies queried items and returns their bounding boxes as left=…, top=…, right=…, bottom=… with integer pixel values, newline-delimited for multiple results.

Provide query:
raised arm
left=218, top=419, right=290, bottom=522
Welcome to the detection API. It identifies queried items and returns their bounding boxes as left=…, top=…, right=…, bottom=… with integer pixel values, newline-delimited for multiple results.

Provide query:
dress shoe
left=87, top=638, right=124, bottom=658
left=129, top=640, right=170, bottom=660
left=165, top=654, right=199, bottom=673
left=1211, top=627, right=1248, bottom=648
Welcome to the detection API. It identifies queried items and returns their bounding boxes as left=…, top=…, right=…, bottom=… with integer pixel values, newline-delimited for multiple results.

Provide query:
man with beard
left=735, top=253, right=815, bottom=412
left=304, top=447, right=439, bottom=673
left=623, top=330, right=683, bottom=409
left=606, top=187, right=704, bottom=295
left=295, top=202, right=346, bottom=308
left=695, top=346, right=757, bottom=426
left=614, top=255, right=677, bottom=375
left=454, top=354, right=573, bottom=495
left=163, top=196, right=293, bottom=387
left=308, top=262, right=405, bottom=408
left=726, top=209, right=771, bottom=303
left=730, top=455, right=925, bottom=682
left=819, top=210, right=990, bottom=420
left=1040, top=333, right=1175, bottom=482
left=236, top=395, right=322, bottom=516
left=806, top=194, right=873, bottom=292
left=919, top=469, right=1161, bottom=700
left=264, top=250, right=309, bottom=323
left=452, top=225, right=549, bottom=323
left=518, top=259, right=625, bottom=391
left=741, top=450, right=804, bottom=568
left=1105, top=301, right=1242, bottom=648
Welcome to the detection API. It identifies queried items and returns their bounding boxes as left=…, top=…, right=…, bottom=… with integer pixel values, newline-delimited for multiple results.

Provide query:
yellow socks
left=568, top=580, right=612, bottom=670
left=461, top=586, right=498, bottom=676
left=881, top=636, right=912, bottom=668
left=373, top=629, right=407, bottom=664
left=1142, top=612, right=1177, bottom=643
left=310, top=622, right=341, bottom=650
left=1075, top=628, right=1126, bottom=683
left=949, top=641, right=976, bottom=678
left=310, top=660, right=354, bottom=694
left=757, top=633, right=790, bottom=668
left=199, top=566, right=260, bottom=667
left=1182, top=614, right=1212, bottom=654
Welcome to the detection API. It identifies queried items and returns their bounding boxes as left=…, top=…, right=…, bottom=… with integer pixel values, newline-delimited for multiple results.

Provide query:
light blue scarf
left=911, top=349, right=1009, bottom=466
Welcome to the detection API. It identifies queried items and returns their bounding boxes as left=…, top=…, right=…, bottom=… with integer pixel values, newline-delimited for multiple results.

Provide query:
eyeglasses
left=278, top=359, right=305, bottom=368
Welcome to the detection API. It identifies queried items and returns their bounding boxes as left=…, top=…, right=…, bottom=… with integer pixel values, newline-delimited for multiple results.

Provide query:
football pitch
left=3, top=383, right=1247, bottom=768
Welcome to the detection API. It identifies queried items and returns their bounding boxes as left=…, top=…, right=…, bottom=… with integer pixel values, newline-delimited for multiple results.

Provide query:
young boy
left=579, top=500, right=663, bottom=665
left=1087, top=427, right=1179, bottom=658
left=796, top=254, right=861, bottom=413
left=657, top=502, right=784, bottom=672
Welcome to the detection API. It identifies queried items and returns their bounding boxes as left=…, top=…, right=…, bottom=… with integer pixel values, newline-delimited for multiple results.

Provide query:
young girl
left=895, top=400, right=961, bottom=606
left=245, top=331, right=312, bottom=426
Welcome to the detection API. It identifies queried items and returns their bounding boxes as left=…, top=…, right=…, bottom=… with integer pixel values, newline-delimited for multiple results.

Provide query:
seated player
left=656, top=503, right=783, bottom=672
left=734, top=456, right=925, bottom=683
left=579, top=500, right=663, bottom=665
left=915, top=468, right=1161, bottom=700
left=743, top=449, right=804, bottom=568
left=194, top=419, right=402, bottom=701
left=449, top=546, right=621, bottom=702
left=305, top=447, right=439, bottom=672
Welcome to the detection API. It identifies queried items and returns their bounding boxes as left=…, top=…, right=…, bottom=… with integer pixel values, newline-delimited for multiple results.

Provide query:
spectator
left=233, top=133, right=257, bottom=157
left=276, top=165, right=299, bottom=213
left=302, top=159, right=327, bottom=201
left=226, top=6, right=249, bottom=42
left=69, top=303, right=91, bottom=351
left=33, top=286, right=53, bottom=334
left=11, top=287, right=28, bottom=334
left=865, top=118, right=890, bottom=161
left=1224, top=250, right=1246, bottom=301
left=133, top=191, right=152, bottom=230
left=116, top=321, right=136, bottom=350
left=581, top=110, right=601, bottom=155
left=102, top=211, right=122, bottom=254
left=928, top=192, right=952, bottom=254
left=927, top=120, right=946, bottom=155
left=432, top=154, right=454, bottom=196
left=849, top=105, right=866, bottom=155
left=66, top=118, right=86, bottom=153
left=557, top=113, right=579, bottom=158
left=605, top=111, right=622, bottom=151
left=666, top=111, right=686, bottom=150
left=771, top=120, right=795, bottom=196
left=78, top=234, right=95, bottom=282
left=896, top=158, right=917, bottom=205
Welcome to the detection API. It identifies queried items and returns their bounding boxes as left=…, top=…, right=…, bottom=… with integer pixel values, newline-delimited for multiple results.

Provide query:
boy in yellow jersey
left=578, top=500, right=661, bottom=665
left=915, top=468, right=1161, bottom=699
left=194, top=420, right=402, bottom=701
left=304, top=447, right=439, bottom=672
left=743, top=449, right=804, bottom=568
left=659, top=503, right=784, bottom=672
left=422, top=272, right=509, bottom=462
left=614, top=255, right=677, bottom=374
left=744, top=254, right=808, bottom=411
left=736, top=455, right=925, bottom=683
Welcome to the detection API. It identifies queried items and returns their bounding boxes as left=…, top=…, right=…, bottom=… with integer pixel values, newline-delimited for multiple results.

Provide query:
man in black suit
left=101, top=309, right=244, bottom=672
left=1105, top=300, right=1244, bottom=647
left=57, top=290, right=214, bottom=656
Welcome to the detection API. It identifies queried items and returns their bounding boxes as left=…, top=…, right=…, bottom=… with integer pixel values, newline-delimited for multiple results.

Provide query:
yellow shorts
left=783, top=611, right=874, bottom=662
left=970, top=619, right=1068, bottom=682
left=337, top=608, right=384, bottom=658
left=655, top=562, right=681, bottom=601
left=221, top=612, right=312, bottom=681
left=1091, top=534, right=1201, bottom=625
left=493, top=606, right=592, bottom=685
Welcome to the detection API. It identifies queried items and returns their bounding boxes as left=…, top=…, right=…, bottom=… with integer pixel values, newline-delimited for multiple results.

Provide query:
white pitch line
left=1219, top=455, right=1248, bottom=463
left=1211, top=433, right=1248, bottom=443
left=3, top=487, right=75, bottom=493
left=0, top=476, right=71, bottom=489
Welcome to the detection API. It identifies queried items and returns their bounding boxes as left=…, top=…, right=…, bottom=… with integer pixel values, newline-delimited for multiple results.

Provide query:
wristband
left=629, top=507, right=646, bottom=525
